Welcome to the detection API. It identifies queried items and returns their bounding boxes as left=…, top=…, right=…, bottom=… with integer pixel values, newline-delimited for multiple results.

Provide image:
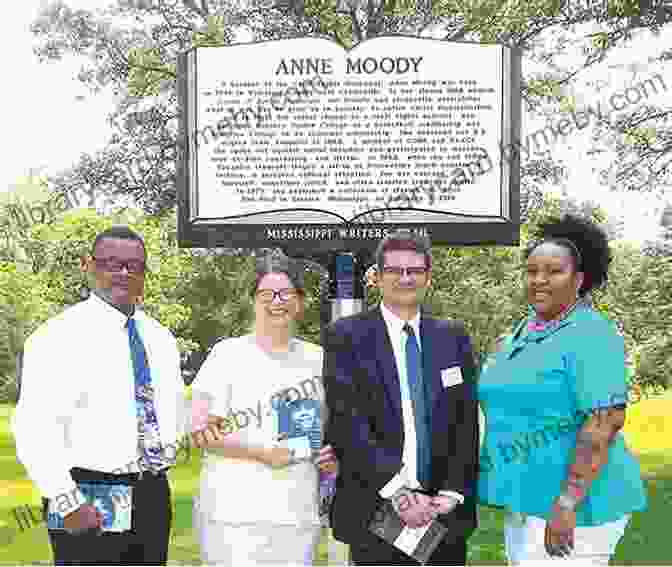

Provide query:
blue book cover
left=276, top=398, right=321, bottom=460
left=47, top=482, right=132, bottom=532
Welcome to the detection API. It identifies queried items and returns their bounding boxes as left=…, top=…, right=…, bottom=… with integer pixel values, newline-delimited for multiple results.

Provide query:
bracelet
left=556, top=492, right=578, bottom=512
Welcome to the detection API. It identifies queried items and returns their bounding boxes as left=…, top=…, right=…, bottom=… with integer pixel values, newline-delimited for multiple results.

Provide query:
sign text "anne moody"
left=275, top=57, right=424, bottom=76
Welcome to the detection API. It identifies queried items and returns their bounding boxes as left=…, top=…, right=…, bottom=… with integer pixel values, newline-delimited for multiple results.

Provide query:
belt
left=70, top=467, right=169, bottom=483
left=137, top=467, right=169, bottom=481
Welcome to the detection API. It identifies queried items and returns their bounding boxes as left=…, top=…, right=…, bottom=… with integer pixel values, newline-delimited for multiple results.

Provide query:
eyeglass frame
left=255, top=288, right=302, bottom=303
left=91, top=256, right=147, bottom=274
left=381, top=265, right=429, bottom=278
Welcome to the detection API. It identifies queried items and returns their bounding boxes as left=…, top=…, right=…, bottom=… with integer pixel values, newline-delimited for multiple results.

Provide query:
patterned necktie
left=127, top=317, right=173, bottom=472
left=403, top=323, right=431, bottom=488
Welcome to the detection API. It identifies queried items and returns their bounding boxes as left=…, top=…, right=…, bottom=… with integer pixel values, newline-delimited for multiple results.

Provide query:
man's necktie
left=127, top=317, right=173, bottom=472
left=404, top=323, right=432, bottom=488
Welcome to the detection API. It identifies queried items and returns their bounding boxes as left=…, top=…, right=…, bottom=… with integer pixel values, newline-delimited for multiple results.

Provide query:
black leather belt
left=70, top=467, right=168, bottom=483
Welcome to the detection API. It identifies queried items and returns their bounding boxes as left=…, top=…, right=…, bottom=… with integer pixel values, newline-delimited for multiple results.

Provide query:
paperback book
left=47, top=482, right=132, bottom=533
left=275, top=397, right=322, bottom=459
left=273, top=397, right=321, bottom=480
left=368, top=499, right=448, bottom=565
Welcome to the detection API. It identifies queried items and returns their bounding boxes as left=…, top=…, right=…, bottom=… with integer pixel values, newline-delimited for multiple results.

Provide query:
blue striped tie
left=404, top=324, right=431, bottom=488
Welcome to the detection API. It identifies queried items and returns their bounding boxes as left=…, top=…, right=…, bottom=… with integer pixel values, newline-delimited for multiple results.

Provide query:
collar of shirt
left=380, top=301, right=421, bottom=349
left=505, top=304, right=596, bottom=362
left=89, top=292, right=137, bottom=328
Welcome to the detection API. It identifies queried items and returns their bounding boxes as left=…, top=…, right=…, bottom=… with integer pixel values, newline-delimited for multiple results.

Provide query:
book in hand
left=275, top=397, right=322, bottom=461
left=47, top=482, right=132, bottom=533
left=368, top=499, right=448, bottom=565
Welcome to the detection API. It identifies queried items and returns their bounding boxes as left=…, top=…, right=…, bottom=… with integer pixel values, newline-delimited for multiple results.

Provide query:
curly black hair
left=525, top=214, right=612, bottom=295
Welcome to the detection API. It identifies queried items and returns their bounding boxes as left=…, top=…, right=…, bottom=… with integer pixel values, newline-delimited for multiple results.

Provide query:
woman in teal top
left=478, top=215, right=646, bottom=564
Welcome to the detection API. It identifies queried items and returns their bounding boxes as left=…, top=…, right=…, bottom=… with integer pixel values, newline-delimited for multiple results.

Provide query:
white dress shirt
left=378, top=302, right=464, bottom=504
left=12, top=294, right=186, bottom=516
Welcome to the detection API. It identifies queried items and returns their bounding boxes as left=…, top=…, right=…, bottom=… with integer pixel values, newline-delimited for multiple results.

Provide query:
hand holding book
left=274, top=398, right=322, bottom=465
left=369, top=494, right=448, bottom=565
left=49, top=483, right=132, bottom=534
left=392, top=489, right=436, bottom=528
left=63, top=504, right=103, bottom=534
left=314, top=444, right=338, bottom=474
left=430, top=494, right=460, bottom=515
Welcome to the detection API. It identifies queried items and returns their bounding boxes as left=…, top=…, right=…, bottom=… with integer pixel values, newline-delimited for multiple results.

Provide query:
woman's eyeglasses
left=256, top=289, right=299, bottom=303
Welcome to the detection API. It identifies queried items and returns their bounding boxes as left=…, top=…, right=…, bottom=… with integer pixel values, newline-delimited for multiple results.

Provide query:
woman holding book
left=477, top=215, right=646, bottom=564
left=190, top=253, right=336, bottom=565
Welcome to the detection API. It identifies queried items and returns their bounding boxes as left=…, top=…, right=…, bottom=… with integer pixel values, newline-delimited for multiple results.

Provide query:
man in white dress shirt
left=12, top=225, right=186, bottom=565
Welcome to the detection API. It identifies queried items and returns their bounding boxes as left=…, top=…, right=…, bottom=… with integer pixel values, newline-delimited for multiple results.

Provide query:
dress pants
left=43, top=468, right=172, bottom=566
left=350, top=535, right=467, bottom=566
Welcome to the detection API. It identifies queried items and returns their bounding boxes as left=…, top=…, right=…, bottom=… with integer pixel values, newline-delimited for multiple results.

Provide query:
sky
left=1, top=0, right=670, bottom=243
left=1, top=1, right=116, bottom=192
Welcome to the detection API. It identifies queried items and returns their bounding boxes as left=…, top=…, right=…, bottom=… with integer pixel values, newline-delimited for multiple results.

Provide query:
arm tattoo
left=561, top=408, right=624, bottom=506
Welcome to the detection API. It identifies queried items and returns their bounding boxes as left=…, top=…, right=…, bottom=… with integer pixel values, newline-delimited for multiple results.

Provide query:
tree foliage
left=0, top=195, right=670, bottom=402
left=7, top=1, right=670, bottom=401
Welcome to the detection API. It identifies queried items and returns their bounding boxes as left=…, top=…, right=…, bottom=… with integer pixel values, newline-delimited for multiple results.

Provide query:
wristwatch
left=556, top=492, right=578, bottom=512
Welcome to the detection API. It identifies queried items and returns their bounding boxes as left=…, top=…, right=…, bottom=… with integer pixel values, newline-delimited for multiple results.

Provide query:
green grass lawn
left=1, top=390, right=670, bottom=565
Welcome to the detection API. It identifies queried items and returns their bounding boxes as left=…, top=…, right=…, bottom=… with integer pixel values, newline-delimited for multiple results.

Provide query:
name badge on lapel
left=441, top=366, right=463, bottom=388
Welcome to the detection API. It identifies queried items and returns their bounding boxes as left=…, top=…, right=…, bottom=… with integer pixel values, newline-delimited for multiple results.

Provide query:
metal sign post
left=330, top=252, right=366, bottom=321
left=327, top=251, right=367, bottom=566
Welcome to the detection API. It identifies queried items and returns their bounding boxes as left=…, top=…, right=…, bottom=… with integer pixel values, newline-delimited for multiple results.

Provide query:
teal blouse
left=477, top=306, right=647, bottom=526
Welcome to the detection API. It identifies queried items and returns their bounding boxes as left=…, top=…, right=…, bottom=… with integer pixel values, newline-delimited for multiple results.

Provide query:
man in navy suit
left=323, top=230, right=479, bottom=565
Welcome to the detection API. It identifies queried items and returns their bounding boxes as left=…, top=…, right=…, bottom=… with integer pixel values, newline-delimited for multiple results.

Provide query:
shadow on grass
left=612, top=474, right=672, bottom=565
left=468, top=507, right=507, bottom=565
left=168, top=493, right=200, bottom=565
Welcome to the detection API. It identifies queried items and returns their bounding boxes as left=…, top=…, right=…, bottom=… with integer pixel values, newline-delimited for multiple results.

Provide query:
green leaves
left=1, top=194, right=669, bottom=399
left=305, top=0, right=353, bottom=46
left=192, top=15, right=228, bottom=47
left=127, top=47, right=176, bottom=97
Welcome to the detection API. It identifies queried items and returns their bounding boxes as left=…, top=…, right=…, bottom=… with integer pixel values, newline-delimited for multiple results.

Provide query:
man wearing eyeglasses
left=12, top=225, right=186, bottom=565
left=323, top=230, right=480, bottom=565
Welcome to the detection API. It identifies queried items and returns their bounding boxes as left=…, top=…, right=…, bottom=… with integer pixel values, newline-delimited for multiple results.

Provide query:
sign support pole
left=325, top=250, right=367, bottom=566
left=293, top=249, right=369, bottom=566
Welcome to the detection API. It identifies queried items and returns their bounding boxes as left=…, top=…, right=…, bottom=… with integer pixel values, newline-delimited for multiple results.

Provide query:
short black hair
left=91, top=225, right=146, bottom=258
left=374, top=230, right=432, bottom=271
left=525, top=214, right=611, bottom=295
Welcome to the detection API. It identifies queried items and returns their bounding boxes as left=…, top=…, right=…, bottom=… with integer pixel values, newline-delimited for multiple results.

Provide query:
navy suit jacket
left=322, top=306, right=479, bottom=546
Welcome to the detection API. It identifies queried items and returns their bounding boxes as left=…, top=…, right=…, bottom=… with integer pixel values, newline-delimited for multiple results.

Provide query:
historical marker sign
left=177, top=36, right=521, bottom=253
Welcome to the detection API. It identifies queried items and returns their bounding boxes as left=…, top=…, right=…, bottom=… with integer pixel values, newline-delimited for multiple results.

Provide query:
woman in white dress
left=190, top=253, right=336, bottom=565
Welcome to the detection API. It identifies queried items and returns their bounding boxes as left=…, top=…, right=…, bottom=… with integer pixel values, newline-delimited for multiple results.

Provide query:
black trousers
left=350, top=535, right=467, bottom=566
left=43, top=468, right=172, bottom=566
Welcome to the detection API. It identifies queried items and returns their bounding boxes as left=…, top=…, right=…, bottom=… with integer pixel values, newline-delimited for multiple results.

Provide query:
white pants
left=197, top=517, right=322, bottom=566
left=504, top=513, right=630, bottom=565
